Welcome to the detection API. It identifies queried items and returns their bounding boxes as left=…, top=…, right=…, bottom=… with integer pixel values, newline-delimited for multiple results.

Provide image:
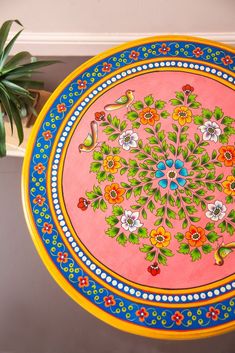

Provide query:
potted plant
left=0, top=19, right=59, bottom=157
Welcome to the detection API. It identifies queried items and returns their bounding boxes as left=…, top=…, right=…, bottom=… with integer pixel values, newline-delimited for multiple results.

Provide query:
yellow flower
left=103, top=155, right=121, bottom=174
left=172, top=106, right=192, bottom=126
left=150, top=226, right=171, bottom=248
left=222, top=175, right=235, bottom=196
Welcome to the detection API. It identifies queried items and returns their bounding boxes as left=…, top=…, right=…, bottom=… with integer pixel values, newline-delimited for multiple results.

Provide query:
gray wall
left=0, top=57, right=235, bottom=352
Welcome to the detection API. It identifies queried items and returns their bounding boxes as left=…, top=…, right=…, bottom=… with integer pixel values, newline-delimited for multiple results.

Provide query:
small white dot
left=205, top=67, right=210, bottom=72
left=118, top=283, right=123, bottom=289
left=101, top=272, right=106, bottom=279
left=143, top=65, right=148, bottom=70
left=124, top=285, right=129, bottom=292
left=195, top=64, right=199, bottom=69
left=112, top=280, right=117, bottom=286
left=174, top=296, right=180, bottom=302
left=194, top=294, right=199, bottom=300
left=107, top=80, right=111, bottom=84
left=211, top=69, right=216, bottom=74
left=168, top=296, right=173, bottom=302
left=60, top=221, right=65, bottom=227
left=200, top=293, right=206, bottom=299
left=181, top=296, right=187, bottom=302
left=68, top=236, right=73, bottom=242
left=78, top=251, right=83, bottom=257
left=136, top=291, right=141, bottom=297
left=82, top=255, right=87, bottom=261
left=89, top=94, right=94, bottom=99
left=96, top=268, right=101, bottom=275
left=137, top=67, right=142, bottom=71
left=171, top=61, right=176, bottom=66
left=72, top=242, right=76, bottom=248
left=228, top=77, right=233, bottom=82
left=232, top=282, right=235, bottom=288
left=148, top=63, right=154, bottom=68
left=220, top=287, right=226, bottom=293
left=81, top=101, right=86, bottom=105
left=143, top=293, right=148, bottom=299
left=58, top=215, right=63, bottom=220
left=162, top=295, right=167, bottom=301
left=200, top=65, right=204, bottom=70
left=85, top=98, right=89, bottom=103
left=106, top=276, right=112, bottom=283
left=116, top=74, right=121, bottom=79
left=187, top=295, right=193, bottom=300
left=93, top=90, right=98, bottom=95
left=74, top=247, right=79, bottom=252
left=183, top=63, right=188, bottom=68
left=90, top=264, right=96, bottom=270
left=177, top=62, right=183, bottom=67
left=148, top=294, right=154, bottom=300
left=62, top=226, right=68, bottom=232
left=208, top=291, right=213, bottom=297
left=86, top=260, right=91, bottom=266
left=65, top=231, right=70, bottom=237
left=129, top=288, right=135, bottom=295
left=155, top=295, right=161, bottom=301
left=223, top=73, right=228, bottom=79
left=226, top=284, right=232, bottom=290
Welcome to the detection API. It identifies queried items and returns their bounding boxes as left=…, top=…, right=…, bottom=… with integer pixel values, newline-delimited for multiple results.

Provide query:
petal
left=125, top=210, right=132, bottom=218
left=208, top=204, right=215, bottom=211
left=166, top=159, right=174, bottom=167
left=203, top=132, right=211, bottom=141
left=175, top=159, right=184, bottom=169
left=176, top=177, right=187, bottom=186
left=132, top=212, right=139, bottom=220
left=128, top=140, right=137, bottom=147
left=157, top=161, right=166, bottom=170
left=131, top=133, right=139, bottom=141
left=206, top=211, right=213, bottom=219
left=204, top=121, right=212, bottom=127
left=121, top=223, right=129, bottom=230
left=199, top=125, right=206, bottom=132
left=179, top=167, right=188, bottom=176
left=122, top=143, right=130, bottom=151
left=155, top=170, right=165, bottom=178
left=119, top=139, right=124, bottom=146
left=121, top=215, right=127, bottom=223
left=210, top=134, right=218, bottom=142
left=119, top=131, right=126, bottom=139
left=170, top=181, right=178, bottom=190
left=159, top=179, right=168, bottom=188
left=129, top=225, right=137, bottom=232
left=219, top=212, right=226, bottom=220
left=215, top=128, right=221, bottom=136
left=211, top=122, right=219, bottom=128
left=211, top=215, right=219, bottom=221
left=214, top=201, right=222, bottom=208
left=134, top=219, right=143, bottom=228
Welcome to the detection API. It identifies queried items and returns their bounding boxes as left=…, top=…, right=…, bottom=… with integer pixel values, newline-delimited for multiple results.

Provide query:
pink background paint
left=62, top=71, right=234, bottom=289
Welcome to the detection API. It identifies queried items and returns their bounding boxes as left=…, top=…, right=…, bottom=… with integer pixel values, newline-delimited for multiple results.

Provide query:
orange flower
left=103, top=155, right=121, bottom=174
left=57, top=252, right=68, bottom=263
left=222, top=55, right=233, bottom=66
left=139, top=107, right=159, bottom=126
left=33, top=195, right=46, bottom=206
left=136, top=307, right=149, bottom=322
left=102, top=62, right=112, bottom=72
left=171, top=311, right=184, bottom=325
left=129, top=50, right=140, bottom=60
left=42, top=130, right=52, bottom=140
left=57, top=103, right=67, bottom=113
left=42, top=222, right=53, bottom=234
left=77, top=80, right=87, bottom=90
left=222, top=176, right=235, bottom=196
left=193, top=47, right=204, bottom=57
left=172, top=106, right=192, bottom=126
left=217, top=145, right=235, bottom=167
left=104, top=295, right=116, bottom=307
left=158, top=43, right=170, bottom=55
left=104, top=183, right=125, bottom=204
left=206, top=307, right=220, bottom=321
left=78, top=276, right=89, bottom=288
left=34, top=162, right=45, bottom=174
left=185, top=226, right=206, bottom=248
left=150, top=226, right=171, bottom=248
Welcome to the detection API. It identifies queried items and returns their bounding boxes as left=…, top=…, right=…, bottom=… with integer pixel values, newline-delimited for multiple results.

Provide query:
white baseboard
left=9, top=32, right=235, bottom=57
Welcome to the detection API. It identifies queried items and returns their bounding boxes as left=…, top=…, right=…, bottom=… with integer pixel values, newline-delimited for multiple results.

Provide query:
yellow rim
left=22, top=35, right=235, bottom=340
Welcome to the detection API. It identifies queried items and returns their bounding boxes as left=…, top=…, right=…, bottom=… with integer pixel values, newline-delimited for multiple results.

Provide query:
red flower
left=95, top=111, right=105, bottom=121
left=136, top=307, right=149, bottom=322
left=33, top=195, right=46, bottom=206
left=42, top=130, right=52, bottom=141
left=221, top=55, right=233, bottom=66
left=57, top=103, right=67, bottom=113
left=129, top=50, right=140, bottom=60
left=158, top=43, right=170, bottom=55
left=206, top=307, right=220, bottom=321
left=77, top=80, right=87, bottom=90
left=147, top=262, right=161, bottom=276
left=171, top=311, right=184, bottom=325
left=193, top=47, right=204, bottom=57
left=77, top=197, right=90, bottom=211
left=102, top=62, right=112, bottom=72
left=182, top=84, right=194, bottom=96
left=104, top=295, right=116, bottom=307
left=42, top=222, right=53, bottom=234
left=57, top=251, right=68, bottom=263
left=34, top=162, right=45, bottom=174
left=78, top=276, right=89, bottom=288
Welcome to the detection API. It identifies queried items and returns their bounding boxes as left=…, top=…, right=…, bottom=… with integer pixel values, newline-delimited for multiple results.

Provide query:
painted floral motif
left=104, top=295, right=116, bottom=307
left=206, top=307, right=220, bottom=321
left=57, top=103, right=67, bottom=113
left=193, top=47, right=204, bottom=57
left=83, top=85, right=235, bottom=270
left=77, top=197, right=90, bottom=211
left=33, top=195, right=46, bottom=206
left=77, top=80, right=87, bottom=90
left=57, top=251, right=68, bottom=263
left=129, top=50, right=140, bottom=60
left=34, top=162, right=46, bottom=174
left=221, top=55, right=233, bottom=66
left=42, top=130, right=52, bottom=140
left=158, top=43, right=170, bottom=55
left=171, top=311, right=184, bottom=325
left=136, top=307, right=149, bottom=322
left=78, top=276, right=89, bottom=288
left=42, top=222, right=53, bottom=234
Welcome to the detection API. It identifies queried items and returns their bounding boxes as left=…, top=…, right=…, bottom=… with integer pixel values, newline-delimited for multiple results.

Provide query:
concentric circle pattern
left=22, top=36, right=235, bottom=339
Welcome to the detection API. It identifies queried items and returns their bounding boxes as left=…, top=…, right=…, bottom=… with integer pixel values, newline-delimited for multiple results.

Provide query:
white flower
left=199, top=121, right=221, bottom=142
left=119, top=129, right=138, bottom=151
left=206, top=201, right=227, bottom=221
left=121, top=210, right=143, bottom=232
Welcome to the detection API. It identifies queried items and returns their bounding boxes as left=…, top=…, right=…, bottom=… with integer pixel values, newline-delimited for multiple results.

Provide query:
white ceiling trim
left=9, top=32, right=235, bottom=56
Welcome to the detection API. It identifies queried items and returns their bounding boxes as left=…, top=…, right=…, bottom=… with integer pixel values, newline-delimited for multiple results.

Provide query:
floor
left=0, top=156, right=234, bottom=352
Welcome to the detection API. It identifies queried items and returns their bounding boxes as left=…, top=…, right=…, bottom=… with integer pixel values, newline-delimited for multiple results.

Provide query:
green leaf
left=175, top=233, right=184, bottom=242
left=219, top=134, right=229, bottom=144
left=0, top=20, right=22, bottom=55
left=165, top=218, right=173, bottom=228
left=120, top=121, right=127, bottom=131
left=138, top=227, right=148, bottom=238
left=228, top=210, right=235, bottom=219
left=127, top=110, right=138, bottom=121
left=158, top=253, right=167, bottom=265
left=109, top=133, right=120, bottom=141
left=140, top=244, right=153, bottom=252
left=202, top=244, right=213, bottom=254
left=90, top=162, right=102, bottom=172
left=218, top=220, right=226, bottom=233
left=106, top=227, right=120, bottom=237
left=168, top=132, right=177, bottom=143
left=160, top=110, right=169, bottom=119
left=132, top=101, right=144, bottom=110
left=106, top=215, right=119, bottom=226
left=189, top=102, right=201, bottom=109
left=207, top=231, right=220, bottom=243
left=178, top=243, right=190, bottom=254
left=182, top=219, right=188, bottom=229
left=205, top=223, right=215, bottom=231
left=214, top=107, right=223, bottom=120
left=97, top=171, right=106, bottom=182
left=100, top=199, right=107, bottom=212
left=126, top=188, right=132, bottom=199
left=132, top=121, right=141, bottom=129
left=221, top=116, right=234, bottom=125
left=167, top=208, right=176, bottom=219
left=3, top=51, right=31, bottom=72
left=227, top=223, right=234, bottom=236
left=112, top=205, right=124, bottom=216
left=144, top=95, right=154, bottom=106
left=176, top=91, right=185, bottom=101
left=202, top=109, right=213, bottom=119
left=146, top=251, right=156, bottom=261
left=170, top=98, right=182, bottom=106
left=93, top=151, right=103, bottom=160
left=0, top=29, right=24, bottom=70
left=160, top=248, right=174, bottom=257
left=190, top=248, right=201, bottom=261
left=129, top=233, right=139, bottom=244
left=116, top=233, right=127, bottom=245
left=187, top=94, right=196, bottom=104
left=0, top=111, right=6, bottom=157
left=142, top=208, right=147, bottom=220
left=194, top=115, right=204, bottom=125
left=155, top=100, right=166, bottom=109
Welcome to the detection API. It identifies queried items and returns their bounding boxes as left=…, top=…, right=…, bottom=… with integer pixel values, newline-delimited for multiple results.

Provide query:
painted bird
left=104, top=90, right=135, bottom=111
left=78, top=120, right=98, bottom=153
left=214, top=242, right=235, bottom=266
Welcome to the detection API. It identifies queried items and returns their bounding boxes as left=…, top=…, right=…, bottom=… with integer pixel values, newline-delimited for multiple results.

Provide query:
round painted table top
left=22, top=36, right=235, bottom=340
